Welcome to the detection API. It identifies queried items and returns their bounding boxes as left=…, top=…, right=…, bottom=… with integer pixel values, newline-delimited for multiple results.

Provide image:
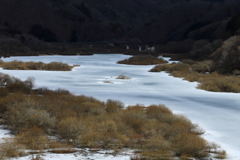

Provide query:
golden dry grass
left=150, top=61, right=240, bottom=93
left=0, top=72, right=227, bottom=159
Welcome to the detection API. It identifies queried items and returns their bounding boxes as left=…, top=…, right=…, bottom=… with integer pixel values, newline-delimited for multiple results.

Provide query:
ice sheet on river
left=1, top=54, right=240, bottom=160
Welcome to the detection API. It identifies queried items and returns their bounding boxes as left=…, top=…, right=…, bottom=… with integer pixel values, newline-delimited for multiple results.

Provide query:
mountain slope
left=0, top=0, right=240, bottom=43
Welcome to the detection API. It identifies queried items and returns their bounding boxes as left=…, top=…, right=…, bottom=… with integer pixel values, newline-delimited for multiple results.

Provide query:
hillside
left=0, top=0, right=240, bottom=43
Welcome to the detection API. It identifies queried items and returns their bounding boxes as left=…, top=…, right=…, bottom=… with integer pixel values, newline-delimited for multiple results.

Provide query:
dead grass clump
left=106, top=99, right=124, bottom=113
left=79, top=102, right=105, bottom=116
left=146, top=105, right=173, bottom=119
left=17, top=126, right=48, bottom=150
left=48, top=141, right=76, bottom=154
left=118, top=55, right=168, bottom=65
left=103, top=80, right=114, bottom=84
left=0, top=138, right=25, bottom=158
left=79, top=129, right=103, bottom=148
left=6, top=81, right=31, bottom=93
left=140, top=150, right=174, bottom=160
left=116, top=74, right=131, bottom=79
left=144, top=136, right=171, bottom=151
left=3, top=106, right=56, bottom=133
left=214, top=150, right=227, bottom=159
left=172, top=133, right=209, bottom=158
left=57, top=117, right=84, bottom=142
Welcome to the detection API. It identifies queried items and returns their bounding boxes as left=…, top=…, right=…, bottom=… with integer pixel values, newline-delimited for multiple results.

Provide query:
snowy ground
left=12, top=149, right=134, bottom=160
left=0, top=54, right=240, bottom=160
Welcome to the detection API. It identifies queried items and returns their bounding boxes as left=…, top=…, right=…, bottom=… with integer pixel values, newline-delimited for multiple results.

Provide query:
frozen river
left=1, top=54, right=240, bottom=160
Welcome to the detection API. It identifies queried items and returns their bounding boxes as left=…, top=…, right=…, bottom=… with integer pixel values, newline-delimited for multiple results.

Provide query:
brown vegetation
left=0, top=72, right=226, bottom=159
left=150, top=61, right=240, bottom=93
left=116, top=74, right=131, bottom=79
left=117, top=55, right=168, bottom=65
left=211, top=35, right=240, bottom=74
left=0, top=60, right=75, bottom=71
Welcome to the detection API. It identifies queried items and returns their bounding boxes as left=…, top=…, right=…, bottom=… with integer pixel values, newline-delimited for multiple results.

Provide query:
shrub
left=6, top=81, right=31, bottom=94
left=57, top=117, right=84, bottom=142
left=0, top=72, right=21, bottom=86
left=172, top=133, right=209, bottom=158
left=212, top=36, right=240, bottom=74
left=144, top=136, right=171, bottom=151
left=0, top=138, right=25, bottom=158
left=78, top=102, right=105, bottom=116
left=17, top=126, right=48, bottom=150
left=106, top=99, right=124, bottom=113
left=0, top=87, right=8, bottom=97
left=146, top=105, right=173, bottom=120
left=3, top=106, right=56, bottom=133
left=24, top=77, right=35, bottom=90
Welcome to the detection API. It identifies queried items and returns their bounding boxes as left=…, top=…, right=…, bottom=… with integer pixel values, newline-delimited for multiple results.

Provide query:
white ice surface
left=13, top=149, right=133, bottom=160
left=1, top=54, right=240, bottom=160
left=0, top=125, right=12, bottom=143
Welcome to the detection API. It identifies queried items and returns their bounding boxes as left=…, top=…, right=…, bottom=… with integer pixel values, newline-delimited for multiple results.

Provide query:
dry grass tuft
left=214, top=150, right=227, bottom=159
left=116, top=74, right=131, bottom=79
left=16, top=126, right=48, bottom=150
left=0, top=138, right=26, bottom=158
left=103, top=80, right=114, bottom=84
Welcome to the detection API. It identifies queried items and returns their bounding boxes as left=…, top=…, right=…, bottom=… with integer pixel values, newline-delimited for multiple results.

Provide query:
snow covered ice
left=1, top=54, right=240, bottom=160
